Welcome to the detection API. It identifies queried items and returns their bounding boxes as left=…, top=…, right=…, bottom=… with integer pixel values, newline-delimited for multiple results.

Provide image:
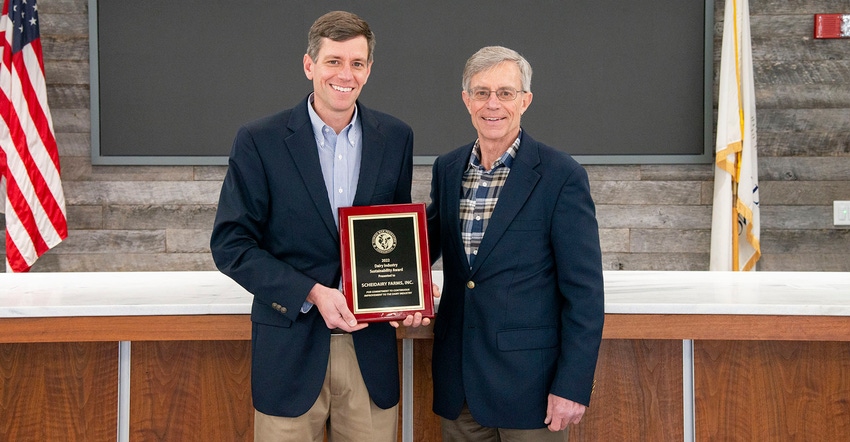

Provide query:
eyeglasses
left=469, top=87, right=525, bottom=102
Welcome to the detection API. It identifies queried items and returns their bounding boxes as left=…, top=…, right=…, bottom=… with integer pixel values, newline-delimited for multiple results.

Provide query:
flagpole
left=732, top=180, right=739, bottom=271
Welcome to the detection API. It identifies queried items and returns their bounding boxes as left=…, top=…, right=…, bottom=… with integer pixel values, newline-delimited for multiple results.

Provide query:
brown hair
left=306, top=11, right=376, bottom=62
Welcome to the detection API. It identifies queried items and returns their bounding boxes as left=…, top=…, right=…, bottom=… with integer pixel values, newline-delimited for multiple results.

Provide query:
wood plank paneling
left=695, top=340, right=850, bottom=440
left=0, top=342, right=117, bottom=441
left=604, top=314, right=850, bottom=341
left=591, top=181, right=703, bottom=205
left=401, top=339, right=442, bottom=442
left=761, top=181, right=850, bottom=205
left=602, top=253, right=710, bottom=272
left=5, top=313, right=850, bottom=440
left=0, top=315, right=251, bottom=343
left=571, top=340, right=684, bottom=441
left=760, top=157, right=850, bottom=181
left=398, top=338, right=686, bottom=441
left=103, top=205, right=217, bottom=230
left=130, top=341, right=253, bottom=442
left=759, top=253, right=850, bottom=271
left=761, top=229, right=850, bottom=254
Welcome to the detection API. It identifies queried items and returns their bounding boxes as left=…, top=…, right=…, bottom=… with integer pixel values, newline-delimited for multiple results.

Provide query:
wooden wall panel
left=695, top=340, right=850, bottom=440
left=571, top=340, right=684, bottom=441
left=0, top=342, right=118, bottom=441
left=407, top=339, right=441, bottom=441
left=130, top=340, right=253, bottom=441
left=128, top=339, right=439, bottom=441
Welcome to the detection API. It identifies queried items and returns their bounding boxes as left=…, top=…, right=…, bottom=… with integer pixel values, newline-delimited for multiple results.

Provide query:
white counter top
left=1, top=271, right=849, bottom=318
left=603, top=271, right=850, bottom=315
left=0, top=271, right=253, bottom=317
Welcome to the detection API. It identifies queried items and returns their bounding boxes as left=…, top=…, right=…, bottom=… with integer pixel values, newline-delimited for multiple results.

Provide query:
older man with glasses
left=426, top=46, right=605, bottom=442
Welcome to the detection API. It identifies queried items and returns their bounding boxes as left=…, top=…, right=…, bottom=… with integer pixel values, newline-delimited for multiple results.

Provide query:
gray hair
left=462, top=46, right=532, bottom=93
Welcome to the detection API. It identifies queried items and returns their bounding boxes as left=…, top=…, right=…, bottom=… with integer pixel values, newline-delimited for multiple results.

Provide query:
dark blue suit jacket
left=427, top=131, right=604, bottom=429
left=210, top=96, right=413, bottom=417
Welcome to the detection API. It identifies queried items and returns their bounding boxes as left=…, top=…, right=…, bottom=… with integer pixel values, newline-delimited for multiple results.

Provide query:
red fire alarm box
left=814, top=14, right=849, bottom=39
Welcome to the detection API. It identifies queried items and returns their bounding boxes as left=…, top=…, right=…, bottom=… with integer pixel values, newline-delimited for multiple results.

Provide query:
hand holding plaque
left=339, top=203, right=435, bottom=323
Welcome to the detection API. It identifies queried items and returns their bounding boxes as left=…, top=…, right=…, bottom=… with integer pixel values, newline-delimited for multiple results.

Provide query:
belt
left=330, top=328, right=350, bottom=335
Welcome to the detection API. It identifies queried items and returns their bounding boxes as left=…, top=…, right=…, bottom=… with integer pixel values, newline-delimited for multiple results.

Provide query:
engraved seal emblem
left=372, top=229, right=397, bottom=254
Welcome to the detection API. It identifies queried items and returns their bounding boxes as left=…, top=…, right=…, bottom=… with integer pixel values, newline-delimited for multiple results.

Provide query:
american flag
left=0, top=0, right=67, bottom=272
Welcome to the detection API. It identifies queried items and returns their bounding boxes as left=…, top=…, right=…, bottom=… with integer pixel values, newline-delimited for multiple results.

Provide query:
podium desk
left=2, top=271, right=850, bottom=441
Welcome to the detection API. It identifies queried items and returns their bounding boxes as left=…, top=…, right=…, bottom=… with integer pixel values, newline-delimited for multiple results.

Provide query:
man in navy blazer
left=211, top=11, right=424, bottom=442
left=427, top=46, right=605, bottom=441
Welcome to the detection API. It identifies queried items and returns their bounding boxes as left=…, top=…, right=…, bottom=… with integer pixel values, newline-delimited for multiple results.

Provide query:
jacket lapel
left=353, top=104, right=384, bottom=206
left=470, top=135, right=541, bottom=275
left=443, top=145, right=474, bottom=272
left=285, top=99, right=339, bottom=241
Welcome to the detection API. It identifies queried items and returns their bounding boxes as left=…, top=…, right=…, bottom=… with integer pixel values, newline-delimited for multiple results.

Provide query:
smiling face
left=462, top=61, right=533, bottom=153
left=304, top=36, right=372, bottom=129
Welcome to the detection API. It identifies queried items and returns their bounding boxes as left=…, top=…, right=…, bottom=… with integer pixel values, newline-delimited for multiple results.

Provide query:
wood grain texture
left=760, top=206, right=835, bottom=229
left=400, top=339, right=441, bottom=442
left=760, top=157, right=850, bottom=181
left=8, top=314, right=846, bottom=344
left=0, top=342, right=117, bottom=441
left=695, top=340, right=850, bottom=440
left=602, top=253, right=710, bottom=272
left=756, top=61, right=850, bottom=85
left=748, top=0, right=850, bottom=15
left=130, top=340, right=253, bottom=441
left=103, top=205, right=217, bottom=230
left=28, top=252, right=218, bottom=272
left=595, top=206, right=713, bottom=229
left=629, top=229, right=711, bottom=253
left=604, top=315, right=850, bottom=341
left=759, top=253, right=850, bottom=271
left=0, top=315, right=251, bottom=343
left=761, top=182, right=850, bottom=205
left=591, top=181, right=702, bottom=205
left=756, top=85, right=850, bottom=109
left=761, top=229, right=850, bottom=254
left=571, top=339, right=684, bottom=441
left=39, top=0, right=88, bottom=14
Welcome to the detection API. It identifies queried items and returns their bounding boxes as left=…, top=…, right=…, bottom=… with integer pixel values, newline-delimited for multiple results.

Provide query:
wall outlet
left=835, top=201, right=850, bottom=226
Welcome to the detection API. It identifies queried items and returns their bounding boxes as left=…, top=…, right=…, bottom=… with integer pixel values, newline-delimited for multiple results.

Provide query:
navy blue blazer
left=210, top=96, right=413, bottom=417
left=427, top=131, right=604, bottom=429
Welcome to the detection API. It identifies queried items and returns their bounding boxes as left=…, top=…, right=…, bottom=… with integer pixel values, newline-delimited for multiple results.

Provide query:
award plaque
left=339, top=203, right=434, bottom=323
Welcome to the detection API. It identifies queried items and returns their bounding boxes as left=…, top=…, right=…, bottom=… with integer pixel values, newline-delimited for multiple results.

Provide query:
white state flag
left=710, top=0, right=760, bottom=271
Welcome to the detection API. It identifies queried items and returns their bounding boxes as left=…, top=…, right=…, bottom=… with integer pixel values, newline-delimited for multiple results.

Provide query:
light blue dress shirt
left=301, top=94, right=363, bottom=312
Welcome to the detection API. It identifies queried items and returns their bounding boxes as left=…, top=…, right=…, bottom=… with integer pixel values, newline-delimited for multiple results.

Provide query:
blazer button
left=466, top=281, right=475, bottom=289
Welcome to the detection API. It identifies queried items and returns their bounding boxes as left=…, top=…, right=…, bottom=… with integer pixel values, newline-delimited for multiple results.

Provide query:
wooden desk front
left=2, top=271, right=850, bottom=441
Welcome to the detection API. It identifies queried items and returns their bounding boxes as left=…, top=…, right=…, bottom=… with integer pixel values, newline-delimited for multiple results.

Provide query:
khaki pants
left=254, top=334, right=398, bottom=442
left=441, top=404, right=569, bottom=442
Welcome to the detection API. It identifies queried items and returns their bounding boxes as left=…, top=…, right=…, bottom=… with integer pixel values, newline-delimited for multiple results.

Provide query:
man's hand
left=306, top=283, right=368, bottom=332
left=390, top=282, right=442, bottom=328
left=544, top=394, right=586, bottom=432
left=389, top=311, right=429, bottom=328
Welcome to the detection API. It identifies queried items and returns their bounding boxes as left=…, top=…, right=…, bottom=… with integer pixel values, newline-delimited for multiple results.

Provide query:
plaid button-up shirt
left=460, top=135, right=521, bottom=268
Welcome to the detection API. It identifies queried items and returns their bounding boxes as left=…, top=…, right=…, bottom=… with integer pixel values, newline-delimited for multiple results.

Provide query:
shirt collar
left=468, top=131, right=521, bottom=171
left=307, top=93, right=361, bottom=147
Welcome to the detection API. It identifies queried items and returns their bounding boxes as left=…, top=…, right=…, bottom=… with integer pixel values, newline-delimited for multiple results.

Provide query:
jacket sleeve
left=210, top=126, right=319, bottom=322
left=549, top=164, right=605, bottom=406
